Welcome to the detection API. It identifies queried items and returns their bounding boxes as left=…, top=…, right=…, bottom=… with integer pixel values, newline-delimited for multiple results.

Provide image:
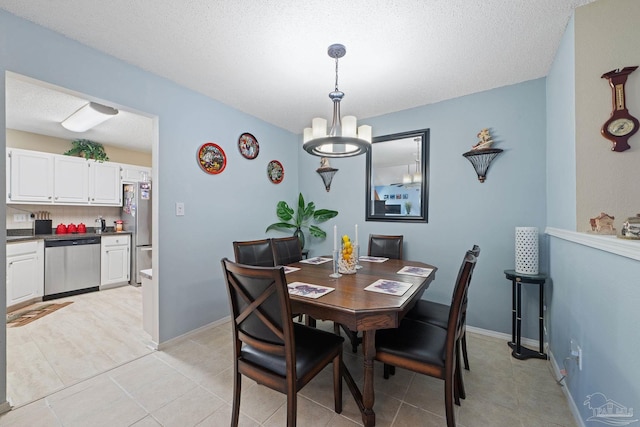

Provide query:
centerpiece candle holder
left=330, top=249, right=342, bottom=278
left=339, top=234, right=357, bottom=274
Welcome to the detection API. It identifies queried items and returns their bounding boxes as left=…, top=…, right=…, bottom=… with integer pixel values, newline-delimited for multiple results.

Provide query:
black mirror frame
left=365, top=129, right=429, bottom=223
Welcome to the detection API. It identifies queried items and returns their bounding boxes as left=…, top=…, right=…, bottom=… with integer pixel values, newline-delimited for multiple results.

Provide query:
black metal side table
left=504, top=269, right=548, bottom=360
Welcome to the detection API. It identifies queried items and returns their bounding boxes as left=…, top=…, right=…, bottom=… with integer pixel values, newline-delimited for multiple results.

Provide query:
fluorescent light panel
left=61, top=102, right=118, bottom=132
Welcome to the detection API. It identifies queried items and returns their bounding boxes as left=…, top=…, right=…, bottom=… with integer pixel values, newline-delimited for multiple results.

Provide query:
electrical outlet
left=13, top=214, right=27, bottom=222
left=570, top=339, right=582, bottom=371
left=577, top=345, right=582, bottom=371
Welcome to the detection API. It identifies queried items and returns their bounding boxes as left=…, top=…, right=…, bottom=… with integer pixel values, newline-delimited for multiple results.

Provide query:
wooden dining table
left=286, top=256, right=437, bottom=427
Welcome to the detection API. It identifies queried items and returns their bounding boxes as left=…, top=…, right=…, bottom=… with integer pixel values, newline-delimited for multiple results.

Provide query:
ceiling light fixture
left=61, top=101, right=119, bottom=132
left=303, top=44, right=371, bottom=158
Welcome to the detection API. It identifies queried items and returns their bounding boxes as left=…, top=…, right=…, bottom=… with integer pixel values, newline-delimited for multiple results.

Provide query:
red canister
left=56, top=223, right=68, bottom=234
left=67, top=223, right=77, bottom=233
left=77, top=223, right=87, bottom=233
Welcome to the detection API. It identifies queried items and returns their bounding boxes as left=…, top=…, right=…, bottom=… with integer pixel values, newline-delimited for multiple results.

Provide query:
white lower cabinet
left=7, top=241, right=44, bottom=307
left=100, top=235, right=130, bottom=287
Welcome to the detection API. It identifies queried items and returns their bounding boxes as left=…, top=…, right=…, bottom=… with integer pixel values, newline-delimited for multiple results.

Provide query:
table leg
left=361, top=330, right=376, bottom=427
left=510, top=279, right=516, bottom=345
left=516, top=281, right=522, bottom=354
left=539, top=282, right=545, bottom=355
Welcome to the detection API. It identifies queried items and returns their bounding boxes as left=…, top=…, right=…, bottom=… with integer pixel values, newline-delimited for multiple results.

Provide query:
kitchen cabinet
left=7, top=240, right=44, bottom=308
left=7, top=149, right=54, bottom=203
left=89, top=161, right=121, bottom=205
left=6, top=148, right=127, bottom=206
left=100, top=235, right=130, bottom=288
left=120, top=164, right=151, bottom=183
left=53, top=155, right=89, bottom=203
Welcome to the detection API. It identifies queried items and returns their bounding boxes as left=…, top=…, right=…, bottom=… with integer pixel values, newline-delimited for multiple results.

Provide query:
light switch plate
left=175, top=202, right=185, bottom=216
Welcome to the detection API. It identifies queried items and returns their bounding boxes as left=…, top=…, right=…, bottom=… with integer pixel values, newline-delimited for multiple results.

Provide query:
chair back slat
left=446, top=250, right=478, bottom=349
left=272, top=236, right=302, bottom=265
left=368, top=234, right=403, bottom=259
left=222, top=258, right=294, bottom=351
left=233, top=239, right=275, bottom=267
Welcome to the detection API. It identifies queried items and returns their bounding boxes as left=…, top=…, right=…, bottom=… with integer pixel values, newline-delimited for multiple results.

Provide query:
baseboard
left=549, top=351, right=586, bottom=427
left=466, top=325, right=539, bottom=348
left=156, top=315, right=231, bottom=350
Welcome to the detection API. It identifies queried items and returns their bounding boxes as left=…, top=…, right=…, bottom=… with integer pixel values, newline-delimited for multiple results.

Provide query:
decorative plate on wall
left=238, top=132, right=259, bottom=159
left=197, top=142, right=226, bottom=174
left=267, top=160, right=284, bottom=184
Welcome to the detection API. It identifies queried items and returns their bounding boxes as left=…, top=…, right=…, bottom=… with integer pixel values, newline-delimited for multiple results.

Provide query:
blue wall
left=300, top=79, right=548, bottom=339
left=0, top=10, right=299, bottom=347
left=546, top=7, right=640, bottom=425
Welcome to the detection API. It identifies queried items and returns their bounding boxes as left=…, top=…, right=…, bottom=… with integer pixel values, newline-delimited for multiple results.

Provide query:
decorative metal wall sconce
left=316, top=157, right=338, bottom=191
left=462, top=128, right=503, bottom=182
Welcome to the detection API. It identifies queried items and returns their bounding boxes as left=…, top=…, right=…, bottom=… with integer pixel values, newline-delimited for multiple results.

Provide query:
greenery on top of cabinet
left=64, top=139, right=109, bottom=162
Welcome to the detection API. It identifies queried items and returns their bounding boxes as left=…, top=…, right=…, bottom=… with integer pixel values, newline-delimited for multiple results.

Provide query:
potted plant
left=266, top=193, right=338, bottom=249
left=64, top=139, right=109, bottom=162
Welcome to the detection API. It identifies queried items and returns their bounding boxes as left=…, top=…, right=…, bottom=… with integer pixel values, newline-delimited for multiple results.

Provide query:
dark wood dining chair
left=374, top=248, right=479, bottom=427
left=406, top=245, right=480, bottom=374
left=335, top=234, right=405, bottom=352
left=368, top=234, right=404, bottom=259
left=232, top=239, right=275, bottom=267
left=221, top=258, right=344, bottom=427
left=272, top=236, right=303, bottom=266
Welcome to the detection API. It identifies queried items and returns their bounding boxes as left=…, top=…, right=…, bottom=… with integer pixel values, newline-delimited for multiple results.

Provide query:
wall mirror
left=365, top=129, right=429, bottom=222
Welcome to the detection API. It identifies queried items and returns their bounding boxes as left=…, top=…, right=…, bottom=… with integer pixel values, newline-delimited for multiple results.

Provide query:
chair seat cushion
left=406, top=299, right=449, bottom=329
left=241, top=323, right=344, bottom=379
left=376, top=319, right=447, bottom=367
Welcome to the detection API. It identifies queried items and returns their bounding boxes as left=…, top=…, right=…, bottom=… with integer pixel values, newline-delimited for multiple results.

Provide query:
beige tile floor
left=6, top=285, right=154, bottom=407
left=1, top=292, right=578, bottom=426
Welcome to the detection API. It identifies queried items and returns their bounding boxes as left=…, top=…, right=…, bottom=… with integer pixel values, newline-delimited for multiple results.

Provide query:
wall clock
left=601, top=66, right=639, bottom=152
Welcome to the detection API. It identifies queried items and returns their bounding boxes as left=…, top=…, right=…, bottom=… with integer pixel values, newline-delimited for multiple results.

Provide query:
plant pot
left=293, top=228, right=305, bottom=250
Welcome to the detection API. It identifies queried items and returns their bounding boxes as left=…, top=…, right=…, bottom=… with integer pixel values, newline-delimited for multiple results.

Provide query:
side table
left=504, top=269, right=548, bottom=360
left=301, top=249, right=310, bottom=259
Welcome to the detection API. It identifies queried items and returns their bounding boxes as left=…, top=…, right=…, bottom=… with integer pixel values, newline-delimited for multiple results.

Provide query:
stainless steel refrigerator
left=122, top=181, right=152, bottom=285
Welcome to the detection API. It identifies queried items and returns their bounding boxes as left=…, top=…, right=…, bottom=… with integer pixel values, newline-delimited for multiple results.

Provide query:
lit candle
left=334, top=225, right=337, bottom=252
left=355, top=224, right=358, bottom=246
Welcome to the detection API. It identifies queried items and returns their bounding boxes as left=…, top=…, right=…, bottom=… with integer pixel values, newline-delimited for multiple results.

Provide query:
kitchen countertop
left=6, top=231, right=132, bottom=243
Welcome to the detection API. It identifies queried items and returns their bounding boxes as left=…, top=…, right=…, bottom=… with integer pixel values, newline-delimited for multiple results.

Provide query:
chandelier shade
left=303, top=44, right=371, bottom=158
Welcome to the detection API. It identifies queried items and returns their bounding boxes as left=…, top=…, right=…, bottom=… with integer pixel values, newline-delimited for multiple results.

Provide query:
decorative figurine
left=620, top=214, right=640, bottom=239
left=471, top=128, right=494, bottom=150
left=589, top=212, right=616, bottom=235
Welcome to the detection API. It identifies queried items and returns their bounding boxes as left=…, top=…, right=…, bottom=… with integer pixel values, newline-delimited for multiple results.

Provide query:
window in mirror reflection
left=365, top=129, right=429, bottom=222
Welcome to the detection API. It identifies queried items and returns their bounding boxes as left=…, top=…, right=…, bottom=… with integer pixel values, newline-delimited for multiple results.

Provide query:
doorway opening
left=4, top=72, right=159, bottom=407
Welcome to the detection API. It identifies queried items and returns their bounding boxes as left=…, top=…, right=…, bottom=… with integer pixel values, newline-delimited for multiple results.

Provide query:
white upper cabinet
left=54, top=155, right=89, bottom=203
left=120, top=164, right=151, bottom=183
left=89, top=161, right=121, bottom=205
left=7, top=149, right=54, bottom=203
left=6, top=148, right=144, bottom=207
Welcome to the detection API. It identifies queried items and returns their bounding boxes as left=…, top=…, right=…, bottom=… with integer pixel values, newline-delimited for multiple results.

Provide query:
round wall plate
left=197, top=142, right=226, bottom=174
left=238, top=132, right=259, bottom=159
left=267, top=160, right=284, bottom=184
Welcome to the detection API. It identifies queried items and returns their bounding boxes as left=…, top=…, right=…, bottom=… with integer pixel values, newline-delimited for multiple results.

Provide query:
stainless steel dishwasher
left=44, top=237, right=101, bottom=300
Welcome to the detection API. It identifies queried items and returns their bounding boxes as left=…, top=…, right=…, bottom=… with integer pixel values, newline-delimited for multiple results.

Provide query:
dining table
left=285, top=256, right=437, bottom=427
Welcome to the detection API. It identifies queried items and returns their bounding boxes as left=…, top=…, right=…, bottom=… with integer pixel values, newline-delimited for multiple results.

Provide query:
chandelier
left=302, top=44, right=371, bottom=158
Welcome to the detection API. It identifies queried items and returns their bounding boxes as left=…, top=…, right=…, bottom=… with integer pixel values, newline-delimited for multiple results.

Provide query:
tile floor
left=1, top=288, right=577, bottom=426
left=6, top=285, right=153, bottom=407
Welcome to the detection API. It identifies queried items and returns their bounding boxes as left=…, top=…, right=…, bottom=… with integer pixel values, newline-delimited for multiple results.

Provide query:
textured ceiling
left=1, top=0, right=597, bottom=151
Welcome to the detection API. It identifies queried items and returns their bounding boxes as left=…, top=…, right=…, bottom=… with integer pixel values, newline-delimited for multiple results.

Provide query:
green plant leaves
left=64, top=139, right=109, bottom=162
left=266, top=192, right=338, bottom=240
left=275, top=201, right=294, bottom=222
